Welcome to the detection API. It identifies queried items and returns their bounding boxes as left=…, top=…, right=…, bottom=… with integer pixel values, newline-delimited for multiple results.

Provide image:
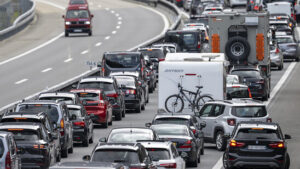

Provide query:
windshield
left=146, top=148, right=170, bottom=160
left=68, top=108, right=82, bottom=118
left=18, top=105, right=59, bottom=124
left=66, top=10, right=89, bottom=19
left=151, top=125, right=188, bottom=136
left=0, top=129, right=40, bottom=141
left=78, top=82, right=114, bottom=92
left=236, top=128, right=280, bottom=140
left=226, top=76, right=239, bottom=84
left=231, top=70, right=261, bottom=78
left=105, top=54, right=140, bottom=68
left=92, top=150, right=140, bottom=163
left=108, top=133, right=153, bottom=143
left=276, top=37, right=294, bottom=44
left=139, top=50, right=165, bottom=59
left=153, top=118, right=189, bottom=125
left=39, top=97, right=74, bottom=104
left=227, top=87, right=250, bottom=99
left=232, top=106, right=267, bottom=117
left=70, top=0, right=86, bottom=4
left=115, top=78, right=136, bottom=88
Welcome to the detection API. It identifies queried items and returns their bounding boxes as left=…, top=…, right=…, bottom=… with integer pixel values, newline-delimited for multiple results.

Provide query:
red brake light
left=229, top=140, right=245, bottom=147
left=211, top=8, right=216, bottom=10
left=275, top=48, right=280, bottom=54
left=227, top=119, right=236, bottom=126
left=5, top=152, right=11, bottom=169
left=248, top=88, right=252, bottom=98
left=269, top=142, right=284, bottom=148
left=159, top=58, right=165, bottom=62
left=160, top=163, right=177, bottom=168
left=254, top=5, right=259, bottom=10
left=192, top=129, right=196, bottom=134
left=179, top=140, right=192, bottom=148
left=250, top=0, right=254, bottom=3
left=106, top=93, right=118, bottom=98
left=74, top=121, right=85, bottom=127
left=197, top=43, right=201, bottom=49
left=126, top=90, right=136, bottom=95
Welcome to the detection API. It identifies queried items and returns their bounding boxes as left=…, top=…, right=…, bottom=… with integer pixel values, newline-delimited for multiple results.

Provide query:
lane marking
left=81, top=50, right=89, bottom=55
left=15, top=79, right=28, bottom=85
left=115, top=13, right=119, bottom=17
left=95, top=42, right=102, bottom=47
left=36, top=0, right=65, bottom=10
left=105, top=36, right=110, bottom=40
left=111, top=10, right=115, bottom=14
left=41, top=68, right=53, bottom=73
left=118, top=17, right=122, bottom=20
left=118, top=21, right=122, bottom=25
left=112, top=31, right=117, bottom=34
left=105, top=7, right=109, bottom=10
left=212, top=157, right=223, bottom=169
left=116, top=26, right=120, bottom=29
left=64, top=58, right=73, bottom=63
left=98, top=5, right=102, bottom=8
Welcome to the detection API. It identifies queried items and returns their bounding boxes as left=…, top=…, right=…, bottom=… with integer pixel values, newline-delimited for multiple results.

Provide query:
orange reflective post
left=256, top=33, right=264, bottom=61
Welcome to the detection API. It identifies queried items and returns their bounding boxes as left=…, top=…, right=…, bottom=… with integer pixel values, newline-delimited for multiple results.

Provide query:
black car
left=50, top=161, right=126, bottom=169
left=144, top=55, right=157, bottom=92
left=0, top=111, right=61, bottom=162
left=151, top=124, right=202, bottom=167
left=165, top=30, right=202, bottom=53
left=15, top=100, right=74, bottom=158
left=112, top=75, right=145, bottom=113
left=77, top=77, right=126, bottom=120
left=190, top=0, right=201, bottom=15
left=67, top=104, right=94, bottom=147
left=223, top=122, right=291, bottom=169
left=275, top=35, right=300, bottom=61
left=83, top=143, right=156, bottom=169
left=230, top=66, right=270, bottom=101
left=0, top=122, right=56, bottom=169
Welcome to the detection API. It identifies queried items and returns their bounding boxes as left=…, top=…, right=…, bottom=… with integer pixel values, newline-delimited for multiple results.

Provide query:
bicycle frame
left=177, top=86, right=202, bottom=111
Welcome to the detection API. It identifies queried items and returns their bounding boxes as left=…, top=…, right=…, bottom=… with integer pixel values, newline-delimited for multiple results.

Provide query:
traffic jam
left=0, top=0, right=298, bottom=168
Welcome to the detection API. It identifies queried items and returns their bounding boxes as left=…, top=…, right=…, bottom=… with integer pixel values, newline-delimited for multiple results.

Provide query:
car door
left=8, top=136, right=18, bottom=169
left=199, top=104, right=215, bottom=138
left=45, top=117, right=60, bottom=151
left=62, top=105, right=73, bottom=146
left=83, top=107, right=93, bottom=138
left=212, top=104, right=225, bottom=132
left=41, top=126, right=55, bottom=164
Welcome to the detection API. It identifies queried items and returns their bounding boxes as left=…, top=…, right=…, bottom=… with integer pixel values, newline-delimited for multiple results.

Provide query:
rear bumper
left=177, top=148, right=196, bottom=162
left=249, top=88, right=266, bottom=98
left=124, top=98, right=140, bottom=109
left=73, top=128, right=86, bottom=142
left=21, top=154, right=49, bottom=168
left=283, top=52, right=298, bottom=59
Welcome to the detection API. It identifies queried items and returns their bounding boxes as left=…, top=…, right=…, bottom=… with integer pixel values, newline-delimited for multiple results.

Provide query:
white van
left=267, top=2, right=292, bottom=17
left=158, top=53, right=227, bottom=113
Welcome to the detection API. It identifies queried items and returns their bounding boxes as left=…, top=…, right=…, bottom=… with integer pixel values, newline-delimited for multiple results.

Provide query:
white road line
left=115, top=13, right=119, bottom=17
left=105, top=36, right=110, bottom=40
left=64, top=58, right=73, bottom=63
left=105, top=7, right=109, bottom=11
left=90, top=2, right=94, bottom=5
left=81, top=50, right=89, bottom=55
left=116, top=26, right=120, bottom=29
left=118, top=21, right=122, bottom=25
left=95, top=42, right=102, bottom=47
left=118, top=17, right=122, bottom=20
left=112, top=31, right=117, bottom=34
left=15, top=79, right=28, bottom=85
left=41, top=68, right=53, bottom=73
left=212, top=62, right=297, bottom=169
left=98, top=5, right=102, bottom=8
left=111, top=10, right=115, bottom=14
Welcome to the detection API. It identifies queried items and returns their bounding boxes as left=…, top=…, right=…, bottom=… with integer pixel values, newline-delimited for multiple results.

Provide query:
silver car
left=198, top=99, right=272, bottom=151
left=139, top=141, right=186, bottom=169
left=0, top=132, right=21, bottom=169
left=270, top=43, right=284, bottom=70
left=226, top=0, right=247, bottom=7
left=183, top=0, right=192, bottom=11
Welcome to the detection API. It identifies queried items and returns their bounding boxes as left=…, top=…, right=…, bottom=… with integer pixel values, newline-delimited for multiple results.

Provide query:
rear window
left=18, top=105, right=60, bottom=124
left=231, top=70, right=261, bottom=79
left=66, top=10, right=89, bottom=19
left=276, top=37, right=294, bottom=44
left=151, top=125, right=188, bottom=136
left=115, top=78, right=135, bottom=88
left=77, top=92, right=100, bottom=101
left=105, top=54, right=140, bottom=68
left=227, top=87, right=250, bottom=99
left=146, top=148, right=170, bottom=160
left=92, top=150, right=140, bottom=163
left=153, top=118, right=189, bottom=125
left=235, top=128, right=280, bottom=140
left=108, top=132, right=153, bottom=143
left=0, top=129, right=40, bottom=141
left=68, top=108, right=83, bottom=118
left=78, top=82, right=114, bottom=92
left=183, top=34, right=196, bottom=46
left=139, top=50, right=165, bottom=59
left=39, top=96, right=74, bottom=104
left=0, top=139, right=3, bottom=158
left=232, top=106, right=267, bottom=117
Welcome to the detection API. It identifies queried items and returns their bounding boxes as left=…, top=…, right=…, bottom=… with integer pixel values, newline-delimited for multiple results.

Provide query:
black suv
left=223, top=122, right=291, bottom=169
left=230, top=65, right=270, bottom=101
left=15, top=100, right=74, bottom=158
left=165, top=30, right=202, bottom=53
left=0, top=111, right=61, bottom=162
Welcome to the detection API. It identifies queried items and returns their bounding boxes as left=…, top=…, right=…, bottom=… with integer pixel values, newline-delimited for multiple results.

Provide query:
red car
left=62, top=5, right=93, bottom=37
left=70, top=89, right=113, bottom=128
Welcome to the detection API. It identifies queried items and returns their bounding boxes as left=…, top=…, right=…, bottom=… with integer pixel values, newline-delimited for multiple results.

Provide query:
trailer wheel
left=225, top=36, right=250, bottom=62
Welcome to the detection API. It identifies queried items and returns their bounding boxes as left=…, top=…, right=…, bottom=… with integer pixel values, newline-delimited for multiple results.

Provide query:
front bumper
left=65, top=27, right=91, bottom=33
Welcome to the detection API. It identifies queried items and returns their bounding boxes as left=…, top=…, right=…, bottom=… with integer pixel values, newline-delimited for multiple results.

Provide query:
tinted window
left=66, top=10, right=89, bottom=19
left=77, top=92, right=100, bottom=101
left=183, top=34, right=196, bottom=46
left=226, top=76, right=239, bottom=84
left=231, top=70, right=261, bottom=78
left=18, top=105, right=59, bottom=124
left=39, top=97, right=74, bottom=104
left=232, top=106, right=267, bottom=117
left=146, top=148, right=170, bottom=160
left=276, top=37, right=294, bottom=44
left=115, top=77, right=136, bottom=88
left=227, top=87, right=250, bottom=99
left=236, top=128, right=280, bottom=140
left=139, top=50, right=165, bottom=59
left=70, top=0, right=86, bottom=4
left=78, top=82, right=114, bottom=92
left=0, top=139, right=3, bottom=158
left=92, top=150, right=140, bottom=163
left=68, top=108, right=83, bottom=118
left=153, top=118, right=189, bottom=125
left=0, top=129, right=40, bottom=141
left=200, top=104, right=213, bottom=117
left=108, top=133, right=153, bottom=143
left=105, top=54, right=140, bottom=68
left=151, top=125, right=188, bottom=136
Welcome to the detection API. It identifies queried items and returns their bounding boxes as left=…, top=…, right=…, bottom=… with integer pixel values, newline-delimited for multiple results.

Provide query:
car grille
left=71, top=21, right=85, bottom=24
left=69, top=25, right=87, bottom=29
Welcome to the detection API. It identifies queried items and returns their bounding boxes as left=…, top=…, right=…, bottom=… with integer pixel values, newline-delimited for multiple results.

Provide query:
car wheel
left=68, top=143, right=73, bottom=153
left=189, top=157, right=198, bottom=167
left=102, top=120, right=108, bottom=128
left=216, top=131, right=226, bottom=151
left=135, top=103, right=142, bottom=113
left=88, top=31, right=92, bottom=36
left=149, top=86, right=154, bottom=93
left=223, top=153, right=232, bottom=169
left=141, top=101, right=145, bottom=110
left=89, top=130, right=94, bottom=144
left=122, top=106, right=126, bottom=117
left=262, top=94, right=268, bottom=101
left=115, top=109, right=122, bottom=121
left=296, top=56, right=299, bottom=62
left=201, top=146, right=204, bottom=155
left=61, top=148, right=68, bottom=158
left=82, top=135, right=89, bottom=147
left=108, top=119, right=113, bottom=125
left=56, top=150, right=61, bottom=162
left=284, top=153, right=290, bottom=169
left=278, top=64, right=283, bottom=70
left=198, top=152, right=201, bottom=163
left=65, top=31, right=69, bottom=37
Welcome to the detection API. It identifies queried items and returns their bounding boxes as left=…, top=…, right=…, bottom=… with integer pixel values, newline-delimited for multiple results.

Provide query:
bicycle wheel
left=165, top=95, right=184, bottom=113
left=196, top=95, right=214, bottom=111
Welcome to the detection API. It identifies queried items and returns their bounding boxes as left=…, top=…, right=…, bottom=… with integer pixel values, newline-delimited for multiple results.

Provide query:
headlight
left=65, top=21, right=71, bottom=25
left=85, top=21, right=91, bottom=25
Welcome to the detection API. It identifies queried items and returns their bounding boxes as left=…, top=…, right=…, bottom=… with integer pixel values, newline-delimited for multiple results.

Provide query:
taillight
left=229, top=140, right=245, bottom=147
left=5, top=152, right=11, bottom=169
left=74, top=121, right=85, bottom=127
left=33, top=144, right=46, bottom=149
left=267, top=118, right=272, bottom=123
left=160, top=163, right=177, bottom=168
left=159, top=58, right=165, bottom=62
left=126, top=90, right=136, bottom=95
left=106, top=93, right=118, bottom=98
left=192, top=129, right=196, bottom=134
left=275, top=48, right=280, bottom=54
left=254, top=5, right=259, bottom=10
left=291, top=13, right=296, bottom=20
left=197, top=43, right=201, bottom=49
left=227, top=119, right=236, bottom=126
left=269, top=142, right=284, bottom=148
left=257, top=79, right=265, bottom=84
left=60, top=119, right=64, bottom=128
left=176, top=0, right=181, bottom=2
left=179, top=140, right=192, bottom=148
left=248, top=88, right=252, bottom=98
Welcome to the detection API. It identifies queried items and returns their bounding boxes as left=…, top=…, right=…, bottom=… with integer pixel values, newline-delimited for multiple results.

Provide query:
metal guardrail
left=0, top=0, right=182, bottom=114
left=0, top=0, right=35, bottom=40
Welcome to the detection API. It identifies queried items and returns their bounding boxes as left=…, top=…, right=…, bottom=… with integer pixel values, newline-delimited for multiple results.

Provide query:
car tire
left=149, top=86, right=154, bottom=93
left=108, top=119, right=113, bottom=125
left=61, top=148, right=68, bottom=158
left=83, top=135, right=89, bottom=147
left=284, top=153, right=290, bottom=169
left=88, top=31, right=92, bottom=36
left=262, top=94, right=268, bottom=101
left=225, top=36, right=250, bottom=62
left=89, top=130, right=94, bottom=144
left=216, top=131, right=226, bottom=151
left=65, top=32, right=69, bottom=37
left=201, top=146, right=204, bottom=155
left=223, top=153, right=233, bottom=169
left=189, top=157, right=198, bottom=167
left=279, top=64, right=283, bottom=70
left=102, top=120, right=108, bottom=128
left=68, top=143, right=73, bottom=153
left=115, top=110, right=122, bottom=121
left=296, top=56, right=299, bottom=62
left=135, top=103, right=142, bottom=113
left=122, top=106, right=126, bottom=117
left=56, top=151, right=61, bottom=162
left=141, top=101, right=145, bottom=110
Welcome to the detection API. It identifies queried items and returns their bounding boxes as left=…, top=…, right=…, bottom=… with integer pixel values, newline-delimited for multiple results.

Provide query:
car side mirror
left=145, top=123, right=152, bottom=128
left=83, top=155, right=91, bottom=161
left=200, top=122, right=206, bottom=129
left=71, top=84, right=77, bottom=89
left=62, top=15, right=65, bottom=18
left=99, top=137, right=107, bottom=142
left=285, top=134, right=292, bottom=139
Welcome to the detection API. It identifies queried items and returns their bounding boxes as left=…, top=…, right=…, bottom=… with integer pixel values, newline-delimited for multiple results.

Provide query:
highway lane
left=0, top=0, right=166, bottom=108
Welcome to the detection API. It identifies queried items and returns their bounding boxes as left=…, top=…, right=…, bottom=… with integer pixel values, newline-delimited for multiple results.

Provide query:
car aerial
left=150, top=124, right=202, bottom=167
left=226, top=75, right=240, bottom=84
left=15, top=100, right=74, bottom=158
left=100, top=127, right=159, bottom=143
left=198, top=99, right=272, bottom=151
left=50, top=161, right=126, bottom=169
left=0, top=111, right=61, bottom=162
left=76, top=77, right=125, bottom=121
left=63, top=5, right=93, bottom=37
left=144, top=55, right=157, bottom=92
left=230, top=65, right=270, bottom=101
left=138, top=140, right=186, bottom=169
left=82, top=143, right=156, bottom=169
left=226, top=84, right=252, bottom=100
left=111, top=75, right=145, bottom=113
left=275, top=35, right=300, bottom=61
left=0, top=131, right=21, bottom=169
left=165, top=30, right=202, bottom=53
left=38, top=92, right=81, bottom=105
left=70, top=89, right=113, bottom=127
left=67, top=104, right=94, bottom=146
left=151, top=42, right=180, bottom=53
left=270, top=41, right=284, bottom=70
left=223, top=122, right=291, bottom=169
left=0, top=122, right=55, bottom=169
left=184, top=0, right=192, bottom=11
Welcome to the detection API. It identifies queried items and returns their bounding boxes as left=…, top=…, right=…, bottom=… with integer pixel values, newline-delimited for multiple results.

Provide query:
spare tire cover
left=225, top=36, right=250, bottom=62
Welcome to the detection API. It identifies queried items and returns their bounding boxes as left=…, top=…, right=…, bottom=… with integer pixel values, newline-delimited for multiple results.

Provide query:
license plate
left=74, top=29, right=82, bottom=32
left=248, top=145, right=266, bottom=150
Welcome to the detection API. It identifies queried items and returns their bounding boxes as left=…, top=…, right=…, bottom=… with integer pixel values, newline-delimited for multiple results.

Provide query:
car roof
left=167, top=30, right=200, bottom=34
left=226, top=84, right=248, bottom=88
left=110, top=128, right=154, bottom=134
left=152, top=43, right=177, bottom=47
left=207, top=99, right=264, bottom=106
left=67, top=5, right=88, bottom=10
left=51, top=161, right=123, bottom=169
left=66, top=104, right=82, bottom=109
left=0, top=122, right=42, bottom=130
left=80, top=77, right=114, bottom=83
left=151, top=124, right=189, bottom=129
left=39, top=92, right=76, bottom=98
left=104, top=51, right=141, bottom=55
left=95, top=143, right=140, bottom=151
left=70, top=89, right=102, bottom=94
left=154, top=113, right=193, bottom=120
left=237, top=122, right=278, bottom=130
left=17, top=100, right=61, bottom=105
left=109, top=71, right=139, bottom=77
left=138, top=141, right=172, bottom=149
left=2, top=112, right=46, bottom=119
